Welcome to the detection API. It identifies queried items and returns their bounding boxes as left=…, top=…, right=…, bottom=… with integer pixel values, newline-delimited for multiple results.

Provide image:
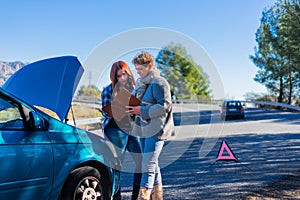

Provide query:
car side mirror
left=29, top=111, right=47, bottom=130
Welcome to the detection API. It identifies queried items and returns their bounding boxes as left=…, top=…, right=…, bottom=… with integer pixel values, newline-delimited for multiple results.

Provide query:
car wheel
left=59, top=166, right=109, bottom=200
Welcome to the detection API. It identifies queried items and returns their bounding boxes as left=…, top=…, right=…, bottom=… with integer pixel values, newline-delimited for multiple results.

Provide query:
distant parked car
left=0, top=56, right=120, bottom=200
left=220, top=100, right=245, bottom=120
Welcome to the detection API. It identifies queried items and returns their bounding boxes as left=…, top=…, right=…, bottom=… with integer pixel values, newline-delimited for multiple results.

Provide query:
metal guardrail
left=249, top=100, right=300, bottom=111
left=73, top=96, right=300, bottom=110
left=173, top=99, right=300, bottom=111
left=71, top=99, right=300, bottom=127
left=68, top=117, right=104, bottom=126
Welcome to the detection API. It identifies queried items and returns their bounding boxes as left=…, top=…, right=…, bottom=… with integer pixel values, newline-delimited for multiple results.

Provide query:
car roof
left=223, top=100, right=242, bottom=102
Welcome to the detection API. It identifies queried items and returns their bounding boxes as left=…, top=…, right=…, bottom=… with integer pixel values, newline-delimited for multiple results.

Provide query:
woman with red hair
left=101, top=61, right=142, bottom=200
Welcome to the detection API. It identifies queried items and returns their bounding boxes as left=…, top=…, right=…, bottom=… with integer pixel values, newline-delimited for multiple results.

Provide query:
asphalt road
left=114, top=104, right=300, bottom=199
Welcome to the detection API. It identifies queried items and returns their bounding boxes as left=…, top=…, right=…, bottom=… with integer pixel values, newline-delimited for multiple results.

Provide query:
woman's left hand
left=126, top=105, right=141, bottom=115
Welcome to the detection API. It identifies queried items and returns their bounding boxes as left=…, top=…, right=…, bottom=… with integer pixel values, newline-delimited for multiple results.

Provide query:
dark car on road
left=220, top=100, right=245, bottom=120
left=0, top=56, right=120, bottom=200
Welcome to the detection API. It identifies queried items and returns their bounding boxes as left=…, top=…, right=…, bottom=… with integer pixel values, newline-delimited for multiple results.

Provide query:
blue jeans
left=140, top=136, right=165, bottom=189
left=104, top=128, right=142, bottom=186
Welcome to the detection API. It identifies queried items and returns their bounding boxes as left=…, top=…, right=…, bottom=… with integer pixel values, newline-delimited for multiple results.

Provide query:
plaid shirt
left=101, top=83, right=113, bottom=131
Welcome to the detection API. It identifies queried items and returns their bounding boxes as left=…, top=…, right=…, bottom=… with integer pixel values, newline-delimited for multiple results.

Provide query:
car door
left=0, top=93, right=53, bottom=200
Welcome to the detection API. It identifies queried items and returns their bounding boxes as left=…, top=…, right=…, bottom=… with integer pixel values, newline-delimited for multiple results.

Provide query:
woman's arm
left=101, top=84, right=113, bottom=117
left=127, top=77, right=172, bottom=120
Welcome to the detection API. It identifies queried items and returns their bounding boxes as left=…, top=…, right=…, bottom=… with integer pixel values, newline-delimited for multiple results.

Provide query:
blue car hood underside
left=2, top=56, right=84, bottom=121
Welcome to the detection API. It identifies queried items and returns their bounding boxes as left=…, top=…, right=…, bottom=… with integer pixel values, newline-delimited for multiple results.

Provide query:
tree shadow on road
left=173, top=110, right=221, bottom=126
left=244, top=108, right=300, bottom=125
left=120, top=132, right=300, bottom=199
left=161, top=133, right=300, bottom=199
left=173, top=108, right=300, bottom=126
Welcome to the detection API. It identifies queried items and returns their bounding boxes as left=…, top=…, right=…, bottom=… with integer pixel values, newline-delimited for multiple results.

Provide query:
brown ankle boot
left=138, top=187, right=152, bottom=200
left=150, top=184, right=163, bottom=200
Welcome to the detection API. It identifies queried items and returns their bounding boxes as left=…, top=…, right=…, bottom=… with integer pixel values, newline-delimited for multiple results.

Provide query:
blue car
left=220, top=100, right=245, bottom=120
left=0, top=56, right=120, bottom=200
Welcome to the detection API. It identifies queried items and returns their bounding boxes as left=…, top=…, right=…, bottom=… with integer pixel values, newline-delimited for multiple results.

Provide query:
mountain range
left=0, top=61, right=26, bottom=86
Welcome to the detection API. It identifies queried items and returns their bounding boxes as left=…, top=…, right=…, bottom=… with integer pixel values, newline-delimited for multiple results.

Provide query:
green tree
left=77, top=85, right=101, bottom=97
left=250, top=0, right=299, bottom=104
left=156, top=43, right=211, bottom=99
left=278, top=0, right=300, bottom=104
left=278, top=0, right=300, bottom=72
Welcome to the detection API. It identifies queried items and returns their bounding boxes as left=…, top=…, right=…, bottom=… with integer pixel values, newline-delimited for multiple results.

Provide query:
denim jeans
left=140, top=136, right=165, bottom=189
left=104, top=128, right=143, bottom=186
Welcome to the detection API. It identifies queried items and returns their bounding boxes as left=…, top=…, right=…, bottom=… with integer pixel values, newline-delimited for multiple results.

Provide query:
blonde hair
left=132, top=51, right=154, bottom=69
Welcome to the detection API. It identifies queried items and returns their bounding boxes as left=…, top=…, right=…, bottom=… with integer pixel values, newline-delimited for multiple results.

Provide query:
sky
left=0, top=0, right=276, bottom=99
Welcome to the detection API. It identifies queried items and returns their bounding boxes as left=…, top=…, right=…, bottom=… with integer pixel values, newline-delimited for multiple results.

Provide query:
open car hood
left=3, top=56, right=84, bottom=121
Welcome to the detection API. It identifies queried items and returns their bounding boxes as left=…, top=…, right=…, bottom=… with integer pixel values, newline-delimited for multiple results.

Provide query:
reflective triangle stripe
left=216, top=140, right=238, bottom=161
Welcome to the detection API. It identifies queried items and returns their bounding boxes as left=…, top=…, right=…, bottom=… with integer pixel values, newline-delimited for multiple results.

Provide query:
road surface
left=109, top=104, right=300, bottom=199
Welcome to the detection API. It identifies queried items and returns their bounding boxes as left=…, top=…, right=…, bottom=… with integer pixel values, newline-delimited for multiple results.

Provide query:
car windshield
left=226, top=101, right=241, bottom=107
left=0, top=97, right=14, bottom=112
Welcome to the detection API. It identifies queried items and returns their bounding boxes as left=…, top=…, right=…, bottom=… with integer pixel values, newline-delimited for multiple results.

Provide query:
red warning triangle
left=216, top=140, right=238, bottom=161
